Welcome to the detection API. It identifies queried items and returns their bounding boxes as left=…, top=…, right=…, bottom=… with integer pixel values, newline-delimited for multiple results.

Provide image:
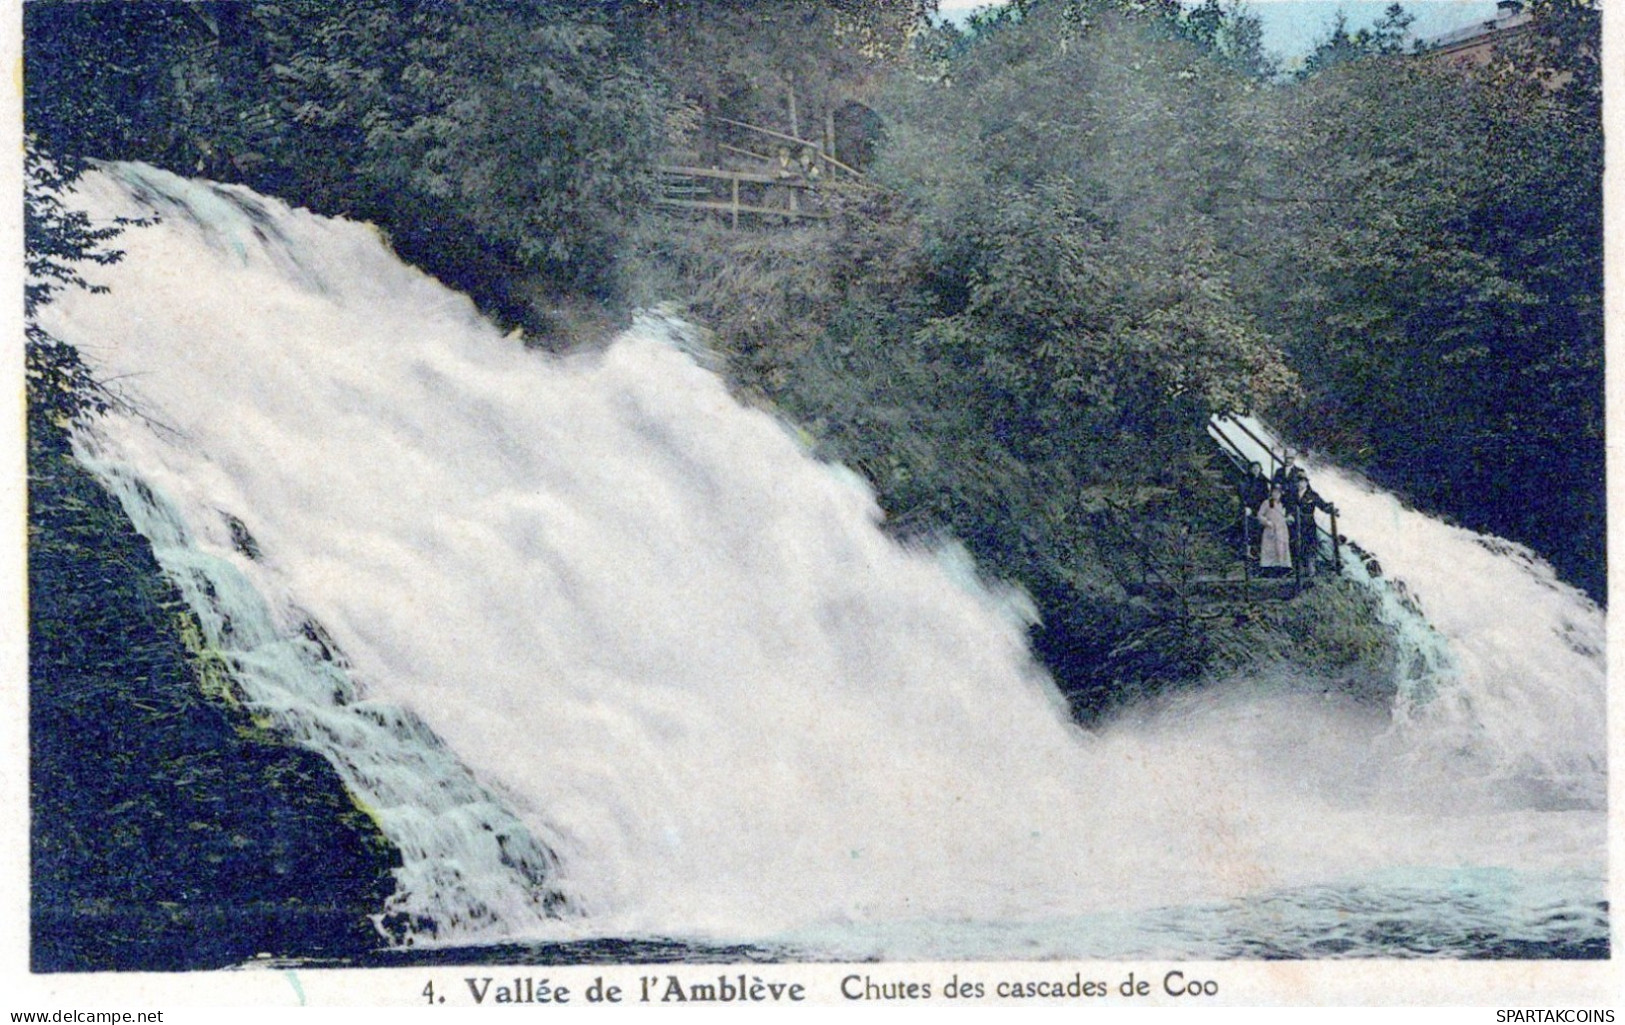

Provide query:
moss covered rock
left=29, top=419, right=399, bottom=973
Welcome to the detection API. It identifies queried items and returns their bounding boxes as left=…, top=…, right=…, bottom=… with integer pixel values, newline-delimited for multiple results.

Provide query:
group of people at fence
left=1242, top=460, right=1336, bottom=577
left=774, top=145, right=823, bottom=181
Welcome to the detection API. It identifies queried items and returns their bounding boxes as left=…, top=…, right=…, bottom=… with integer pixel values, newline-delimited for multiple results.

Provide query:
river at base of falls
left=273, top=864, right=1608, bottom=963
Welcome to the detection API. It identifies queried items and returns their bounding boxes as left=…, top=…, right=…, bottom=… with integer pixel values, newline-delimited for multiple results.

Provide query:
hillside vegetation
left=26, top=0, right=1600, bottom=694
left=22, top=0, right=1602, bottom=963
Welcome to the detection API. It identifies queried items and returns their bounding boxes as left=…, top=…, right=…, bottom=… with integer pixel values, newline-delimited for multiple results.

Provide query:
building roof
left=1420, top=1, right=1532, bottom=56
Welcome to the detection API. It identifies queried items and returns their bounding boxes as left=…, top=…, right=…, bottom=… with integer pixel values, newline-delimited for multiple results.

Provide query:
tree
left=25, top=1, right=666, bottom=303
left=23, top=3, right=207, bottom=166
left=764, top=0, right=1299, bottom=712
left=25, top=141, right=129, bottom=425
left=1492, top=0, right=1600, bottom=118
left=1261, top=37, right=1603, bottom=598
left=1179, top=0, right=1276, bottom=79
left=619, top=0, right=935, bottom=180
left=356, top=3, right=664, bottom=293
left=1298, top=3, right=1416, bottom=78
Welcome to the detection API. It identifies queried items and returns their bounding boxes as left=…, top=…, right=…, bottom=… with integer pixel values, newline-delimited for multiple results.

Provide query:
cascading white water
left=41, top=163, right=1606, bottom=957
left=1306, top=463, right=1606, bottom=810
left=66, top=450, right=577, bottom=941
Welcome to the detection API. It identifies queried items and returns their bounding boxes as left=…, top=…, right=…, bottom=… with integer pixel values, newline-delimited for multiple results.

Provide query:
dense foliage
left=28, top=0, right=1603, bottom=972
left=30, top=422, right=399, bottom=972
left=756, top=2, right=1302, bottom=710
left=26, top=135, right=400, bottom=972
left=25, top=0, right=665, bottom=318
left=22, top=0, right=1601, bottom=967
left=622, top=0, right=1602, bottom=705
left=1263, top=1, right=1604, bottom=599
left=24, top=0, right=1604, bottom=703
left=24, top=142, right=126, bottom=425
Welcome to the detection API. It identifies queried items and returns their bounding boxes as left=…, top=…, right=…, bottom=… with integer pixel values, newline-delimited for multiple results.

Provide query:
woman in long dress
left=1257, top=485, right=1292, bottom=575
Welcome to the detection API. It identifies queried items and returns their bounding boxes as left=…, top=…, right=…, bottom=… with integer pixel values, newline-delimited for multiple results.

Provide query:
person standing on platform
left=1283, top=465, right=1307, bottom=574
left=1291, top=469, right=1335, bottom=575
left=1257, top=484, right=1292, bottom=576
left=1240, top=462, right=1269, bottom=563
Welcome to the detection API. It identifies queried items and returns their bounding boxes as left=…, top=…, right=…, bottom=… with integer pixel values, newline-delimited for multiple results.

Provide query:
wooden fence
left=654, top=165, right=832, bottom=228
left=654, top=113, right=867, bottom=228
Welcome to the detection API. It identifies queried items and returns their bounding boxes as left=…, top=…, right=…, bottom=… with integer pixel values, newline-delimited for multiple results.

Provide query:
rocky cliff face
left=29, top=420, right=399, bottom=973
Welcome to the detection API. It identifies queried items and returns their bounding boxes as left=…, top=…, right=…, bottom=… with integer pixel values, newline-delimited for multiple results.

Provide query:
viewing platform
left=654, top=113, right=868, bottom=229
left=1110, top=414, right=1347, bottom=612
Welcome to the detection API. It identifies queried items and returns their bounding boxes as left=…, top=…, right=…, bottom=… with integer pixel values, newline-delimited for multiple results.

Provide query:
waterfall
left=1307, top=463, right=1606, bottom=810
left=66, top=447, right=578, bottom=943
left=40, top=163, right=1605, bottom=957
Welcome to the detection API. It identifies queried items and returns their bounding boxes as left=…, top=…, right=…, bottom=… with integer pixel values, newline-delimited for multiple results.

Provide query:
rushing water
left=41, top=163, right=1607, bottom=960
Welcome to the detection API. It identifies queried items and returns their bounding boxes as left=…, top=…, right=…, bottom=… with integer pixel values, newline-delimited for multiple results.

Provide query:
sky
left=933, top=0, right=1505, bottom=60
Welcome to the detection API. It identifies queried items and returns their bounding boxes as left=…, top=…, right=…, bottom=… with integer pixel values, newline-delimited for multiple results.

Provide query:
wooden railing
left=706, top=116, right=865, bottom=179
left=655, top=113, right=868, bottom=229
left=655, top=165, right=831, bottom=228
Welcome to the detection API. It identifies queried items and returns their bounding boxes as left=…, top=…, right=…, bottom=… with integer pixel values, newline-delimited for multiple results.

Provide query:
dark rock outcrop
left=29, top=420, right=399, bottom=972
